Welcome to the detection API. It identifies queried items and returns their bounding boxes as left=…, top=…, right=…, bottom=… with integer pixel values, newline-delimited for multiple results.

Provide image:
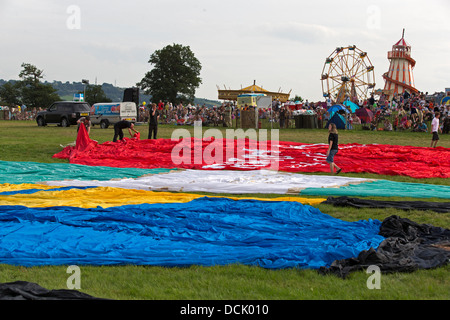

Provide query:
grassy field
left=0, top=120, right=448, bottom=301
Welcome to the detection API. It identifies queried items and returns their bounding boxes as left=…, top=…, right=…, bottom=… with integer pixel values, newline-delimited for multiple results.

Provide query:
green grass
left=0, top=120, right=449, bottom=300
left=1, top=264, right=448, bottom=300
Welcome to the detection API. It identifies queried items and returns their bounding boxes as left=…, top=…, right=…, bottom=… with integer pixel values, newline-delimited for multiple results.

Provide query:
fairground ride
left=321, top=45, right=376, bottom=104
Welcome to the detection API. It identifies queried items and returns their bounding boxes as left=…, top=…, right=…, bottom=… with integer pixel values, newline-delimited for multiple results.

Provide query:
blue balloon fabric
left=0, top=197, right=384, bottom=269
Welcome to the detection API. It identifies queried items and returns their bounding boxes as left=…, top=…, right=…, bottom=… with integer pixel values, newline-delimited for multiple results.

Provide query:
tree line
left=0, top=63, right=113, bottom=109
left=0, top=43, right=203, bottom=110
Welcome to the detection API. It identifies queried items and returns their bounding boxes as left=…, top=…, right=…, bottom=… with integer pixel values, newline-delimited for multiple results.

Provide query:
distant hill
left=0, top=79, right=221, bottom=107
left=48, top=80, right=143, bottom=103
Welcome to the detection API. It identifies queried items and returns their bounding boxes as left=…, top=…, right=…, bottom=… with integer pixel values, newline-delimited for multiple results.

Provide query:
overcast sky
left=1, top=0, right=449, bottom=102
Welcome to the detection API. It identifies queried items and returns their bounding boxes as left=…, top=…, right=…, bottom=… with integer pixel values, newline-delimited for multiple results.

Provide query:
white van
left=90, top=102, right=137, bottom=129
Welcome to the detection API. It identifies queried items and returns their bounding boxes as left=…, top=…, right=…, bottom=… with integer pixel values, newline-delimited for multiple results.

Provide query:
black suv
left=36, top=101, right=91, bottom=127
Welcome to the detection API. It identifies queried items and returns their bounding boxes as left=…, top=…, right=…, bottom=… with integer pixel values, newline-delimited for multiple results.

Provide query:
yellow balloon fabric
left=0, top=186, right=325, bottom=208
left=0, top=183, right=58, bottom=193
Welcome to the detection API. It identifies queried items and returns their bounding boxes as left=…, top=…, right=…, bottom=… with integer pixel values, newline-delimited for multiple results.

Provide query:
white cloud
left=1, top=0, right=449, bottom=102
left=258, top=22, right=338, bottom=45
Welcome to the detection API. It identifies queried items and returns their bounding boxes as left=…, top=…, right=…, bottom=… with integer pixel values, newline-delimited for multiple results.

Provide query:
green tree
left=22, top=82, right=61, bottom=109
left=17, top=63, right=60, bottom=109
left=291, top=95, right=303, bottom=103
left=0, top=81, right=22, bottom=106
left=82, top=84, right=112, bottom=105
left=137, top=44, right=202, bottom=104
left=19, top=63, right=44, bottom=84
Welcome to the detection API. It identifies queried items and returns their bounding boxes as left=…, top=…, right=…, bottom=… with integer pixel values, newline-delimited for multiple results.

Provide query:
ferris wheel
left=321, top=45, right=376, bottom=104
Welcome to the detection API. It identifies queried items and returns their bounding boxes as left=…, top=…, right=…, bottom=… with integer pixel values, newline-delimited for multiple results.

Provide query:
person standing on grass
left=430, top=111, right=442, bottom=148
left=326, top=123, right=342, bottom=175
left=148, top=103, right=160, bottom=139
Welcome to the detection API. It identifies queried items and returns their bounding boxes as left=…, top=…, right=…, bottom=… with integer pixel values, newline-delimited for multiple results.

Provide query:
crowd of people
left=0, top=105, right=40, bottom=120
left=138, top=101, right=232, bottom=127
left=137, top=92, right=450, bottom=134
left=2, top=91, right=450, bottom=136
left=137, top=99, right=330, bottom=129
left=360, top=91, right=450, bottom=134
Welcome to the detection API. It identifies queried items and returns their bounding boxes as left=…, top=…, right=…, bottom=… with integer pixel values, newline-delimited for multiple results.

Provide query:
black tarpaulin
left=0, top=281, right=107, bottom=300
left=323, top=196, right=450, bottom=213
left=318, top=215, right=450, bottom=278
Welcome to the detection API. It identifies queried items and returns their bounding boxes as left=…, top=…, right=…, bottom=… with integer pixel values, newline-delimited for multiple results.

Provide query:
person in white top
left=430, top=111, right=442, bottom=148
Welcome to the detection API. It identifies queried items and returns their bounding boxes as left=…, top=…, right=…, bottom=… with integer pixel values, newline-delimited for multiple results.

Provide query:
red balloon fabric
left=75, top=123, right=91, bottom=151
left=53, top=128, right=450, bottom=179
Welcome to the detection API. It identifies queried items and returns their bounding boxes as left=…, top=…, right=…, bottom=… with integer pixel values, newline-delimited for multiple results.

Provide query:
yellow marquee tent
left=218, top=81, right=291, bottom=102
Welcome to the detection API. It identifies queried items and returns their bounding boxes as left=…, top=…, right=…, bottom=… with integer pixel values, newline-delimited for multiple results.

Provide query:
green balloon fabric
left=0, top=160, right=175, bottom=184
left=300, top=180, right=450, bottom=199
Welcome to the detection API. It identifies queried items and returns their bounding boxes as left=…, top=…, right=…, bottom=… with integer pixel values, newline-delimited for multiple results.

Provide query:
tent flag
left=0, top=197, right=385, bottom=268
left=52, top=135, right=450, bottom=179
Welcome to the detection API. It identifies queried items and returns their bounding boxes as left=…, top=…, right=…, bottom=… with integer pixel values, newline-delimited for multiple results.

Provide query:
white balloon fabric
left=43, top=169, right=372, bottom=194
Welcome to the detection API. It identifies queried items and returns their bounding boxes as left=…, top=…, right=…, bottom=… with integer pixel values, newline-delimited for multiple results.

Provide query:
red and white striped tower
left=383, top=29, right=419, bottom=99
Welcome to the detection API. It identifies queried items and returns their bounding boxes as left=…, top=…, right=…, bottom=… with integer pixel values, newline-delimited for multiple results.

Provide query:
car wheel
left=36, top=117, right=46, bottom=127
left=100, top=120, right=109, bottom=129
left=61, top=118, right=70, bottom=127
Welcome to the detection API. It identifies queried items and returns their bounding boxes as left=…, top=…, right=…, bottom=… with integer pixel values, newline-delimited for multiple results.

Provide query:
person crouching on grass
left=113, top=120, right=139, bottom=142
left=326, top=123, right=342, bottom=175
left=77, top=116, right=91, bottom=135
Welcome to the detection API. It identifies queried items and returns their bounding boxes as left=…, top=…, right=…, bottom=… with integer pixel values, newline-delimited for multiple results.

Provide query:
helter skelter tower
left=383, top=29, right=419, bottom=99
